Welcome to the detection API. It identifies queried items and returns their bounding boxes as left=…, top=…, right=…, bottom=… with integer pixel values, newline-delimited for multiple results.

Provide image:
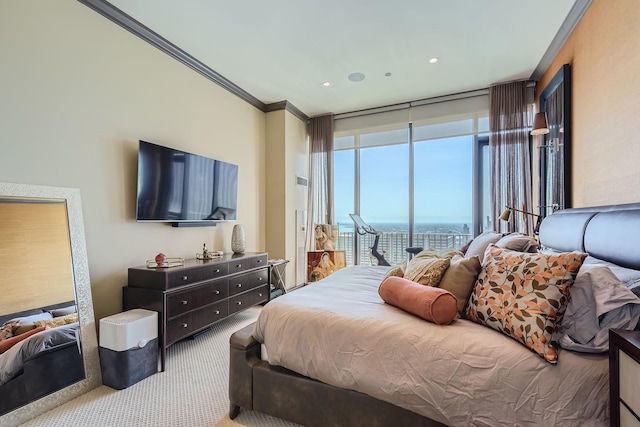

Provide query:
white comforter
left=253, top=266, right=609, bottom=427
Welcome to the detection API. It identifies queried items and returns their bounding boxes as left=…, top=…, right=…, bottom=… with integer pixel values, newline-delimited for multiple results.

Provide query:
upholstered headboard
left=538, top=202, right=640, bottom=270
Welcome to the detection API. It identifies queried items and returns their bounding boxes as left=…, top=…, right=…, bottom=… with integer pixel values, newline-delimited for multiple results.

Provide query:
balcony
left=336, top=231, right=473, bottom=266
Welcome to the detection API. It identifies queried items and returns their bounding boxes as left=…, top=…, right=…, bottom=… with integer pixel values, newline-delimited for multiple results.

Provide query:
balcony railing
left=336, top=231, right=473, bottom=266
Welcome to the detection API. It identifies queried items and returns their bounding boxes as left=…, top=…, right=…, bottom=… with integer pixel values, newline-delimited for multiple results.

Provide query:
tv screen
left=136, top=140, right=238, bottom=223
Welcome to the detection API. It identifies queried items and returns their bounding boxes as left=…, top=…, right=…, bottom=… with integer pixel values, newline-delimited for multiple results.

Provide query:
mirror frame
left=0, top=183, right=101, bottom=426
left=539, top=63, right=572, bottom=215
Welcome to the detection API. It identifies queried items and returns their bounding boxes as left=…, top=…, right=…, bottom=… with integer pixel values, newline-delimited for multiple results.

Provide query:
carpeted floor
left=21, top=307, right=301, bottom=427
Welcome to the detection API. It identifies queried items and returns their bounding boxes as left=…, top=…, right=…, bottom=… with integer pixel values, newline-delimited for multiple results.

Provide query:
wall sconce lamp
left=539, top=137, right=563, bottom=152
left=500, top=206, right=544, bottom=235
left=531, top=112, right=549, bottom=136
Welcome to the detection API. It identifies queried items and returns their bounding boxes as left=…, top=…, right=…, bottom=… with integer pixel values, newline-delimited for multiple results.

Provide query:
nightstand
left=609, top=329, right=640, bottom=426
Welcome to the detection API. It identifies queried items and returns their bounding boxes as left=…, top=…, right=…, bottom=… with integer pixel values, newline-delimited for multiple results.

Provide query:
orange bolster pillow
left=0, top=325, right=48, bottom=354
left=379, top=276, right=458, bottom=325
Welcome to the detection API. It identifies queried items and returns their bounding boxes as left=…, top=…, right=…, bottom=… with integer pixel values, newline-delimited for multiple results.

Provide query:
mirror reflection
left=0, top=197, right=84, bottom=416
left=539, top=64, right=571, bottom=216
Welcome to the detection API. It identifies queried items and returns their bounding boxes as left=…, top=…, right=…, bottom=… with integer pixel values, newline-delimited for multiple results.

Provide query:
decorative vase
left=231, top=224, right=246, bottom=254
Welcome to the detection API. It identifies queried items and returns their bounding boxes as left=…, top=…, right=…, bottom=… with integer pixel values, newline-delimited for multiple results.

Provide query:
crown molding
left=265, top=101, right=309, bottom=123
left=78, top=0, right=267, bottom=111
left=530, top=0, right=592, bottom=81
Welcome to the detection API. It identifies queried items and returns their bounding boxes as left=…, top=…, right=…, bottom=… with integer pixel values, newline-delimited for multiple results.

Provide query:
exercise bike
left=349, top=214, right=391, bottom=266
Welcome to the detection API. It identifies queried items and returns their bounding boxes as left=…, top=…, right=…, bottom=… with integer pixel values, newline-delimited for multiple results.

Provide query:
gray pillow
left=464, top=231, right=503, bottom=260
left=559, top=265, right=640, bottom=352
left=582, top=256, right=640, bottom=298
left=49, top=305, right=77, bottom=317
left=496, top=233, right=539, bottom=253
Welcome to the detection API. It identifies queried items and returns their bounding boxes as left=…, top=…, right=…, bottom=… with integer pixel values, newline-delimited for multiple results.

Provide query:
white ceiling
left=105, top=0, right=583, bottom=117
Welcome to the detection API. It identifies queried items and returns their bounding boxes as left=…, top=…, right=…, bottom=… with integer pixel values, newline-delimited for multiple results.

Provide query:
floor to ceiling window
left=333, top=94, right=491, bottom=266
left=412, top=134, right=472, bottom=253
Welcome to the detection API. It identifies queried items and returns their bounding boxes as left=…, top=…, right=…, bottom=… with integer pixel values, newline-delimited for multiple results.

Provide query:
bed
left=0, top=302, right=85, bottom=415
left=229, top=203, right=640, bottom=427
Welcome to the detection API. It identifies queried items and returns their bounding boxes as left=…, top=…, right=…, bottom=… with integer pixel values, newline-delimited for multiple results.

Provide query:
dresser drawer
left=128, top=261, right=229, bottom=290
left=228, top=285, right=269, bottom=314
left=228, top=254, right=268, bottom=274
left=190, top=301, right=229, bottom=331
left=166, top=279, right=229, bottom=318
left=228, top=269, right=268, bottom=296
left=166, top=312, right=193, bottom=345
left=166, top=263, right=228, bottom=288
left=166, top=301, right=229, bottom=345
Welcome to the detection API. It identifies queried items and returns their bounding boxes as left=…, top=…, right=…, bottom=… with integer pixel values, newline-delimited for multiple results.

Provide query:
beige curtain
left=306, top=114, right=334, bottom=251
left=489, top=81, right=533, bottom=235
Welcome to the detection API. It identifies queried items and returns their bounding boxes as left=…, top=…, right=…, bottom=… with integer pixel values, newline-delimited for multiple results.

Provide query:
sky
left=334, top=135, right=482, bottom=228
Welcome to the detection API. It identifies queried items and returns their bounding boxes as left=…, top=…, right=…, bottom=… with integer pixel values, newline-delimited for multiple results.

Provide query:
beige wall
left=0, top=1, right=267, bottom=322
left=265, top=111, right=287, bottom=260
left=537, top=0, right=640, bottom=207
left=265, top=110, right=308, bottom=288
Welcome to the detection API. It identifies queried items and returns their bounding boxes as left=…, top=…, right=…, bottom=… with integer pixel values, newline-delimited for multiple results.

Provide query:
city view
left=334, top=221, right=473, bottom=266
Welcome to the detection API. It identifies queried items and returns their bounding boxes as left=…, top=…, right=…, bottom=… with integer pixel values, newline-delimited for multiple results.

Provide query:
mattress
left=253, top=266, right=609, bottom=427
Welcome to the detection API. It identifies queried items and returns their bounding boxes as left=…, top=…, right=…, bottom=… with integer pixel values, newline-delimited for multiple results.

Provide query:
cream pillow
left=34, top=313, right=79, bottom=328
left=384, top=261, right=406, bottom=279
left=438, top=248, right=464, bottom=259
left=403, top=252, right=450, bottom=286
left=438, top=255, right=482, bottom=316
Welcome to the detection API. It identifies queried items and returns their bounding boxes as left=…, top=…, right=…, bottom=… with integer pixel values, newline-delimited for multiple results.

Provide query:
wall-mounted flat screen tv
left=136, top=140, right=238, bottom=225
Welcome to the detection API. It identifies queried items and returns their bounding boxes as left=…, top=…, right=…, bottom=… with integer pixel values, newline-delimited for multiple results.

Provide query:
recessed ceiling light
left=322, top=81, right=331, bottom=87
left=385, top=72, right=392, bottom=77
left=348, top=72, right=366, bottom=82
left=429, top=57, right=439, bottom=64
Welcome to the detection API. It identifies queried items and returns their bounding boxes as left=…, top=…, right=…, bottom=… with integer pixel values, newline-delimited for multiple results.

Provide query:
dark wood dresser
left=123, top=252, right=268, bottom=370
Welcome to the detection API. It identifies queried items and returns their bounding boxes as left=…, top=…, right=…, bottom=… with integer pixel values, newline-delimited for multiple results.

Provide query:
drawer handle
left=258, top=277, right=263, bottom=281
left=258, top=293, right=263, bottom=297
left=236, top=283, right=242, bottom=288
left=215, top=269, right=220, bottom=273
left=257, top=259, right=263, bottom=263
left=181, top=323, right=188, bottom=328
left=236, top=301, right=242, bottom=306
left=181, top=275, right=188, bottom=281
left=215, top=290, right=220, bottom=295
left=181, top=300, right=188, bottom=305
left=214, top=310, right=220, bottom=315
left=236, top=264, right=242, bottom=268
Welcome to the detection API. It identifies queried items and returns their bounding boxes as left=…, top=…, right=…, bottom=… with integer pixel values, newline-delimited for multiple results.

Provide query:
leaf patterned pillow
left=466, top=244, right=586, bottom=363
left=0, top=321, right=19, bottom=341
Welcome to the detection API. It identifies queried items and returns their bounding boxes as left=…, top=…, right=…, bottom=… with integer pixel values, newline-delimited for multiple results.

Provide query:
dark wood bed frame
left=229, top=203, right=640, bottom=426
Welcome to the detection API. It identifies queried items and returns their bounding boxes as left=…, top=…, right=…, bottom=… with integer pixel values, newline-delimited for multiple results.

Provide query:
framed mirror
left=0, top=183, right=101, bottom=427
left=539, top=63, right=572, bottom=216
